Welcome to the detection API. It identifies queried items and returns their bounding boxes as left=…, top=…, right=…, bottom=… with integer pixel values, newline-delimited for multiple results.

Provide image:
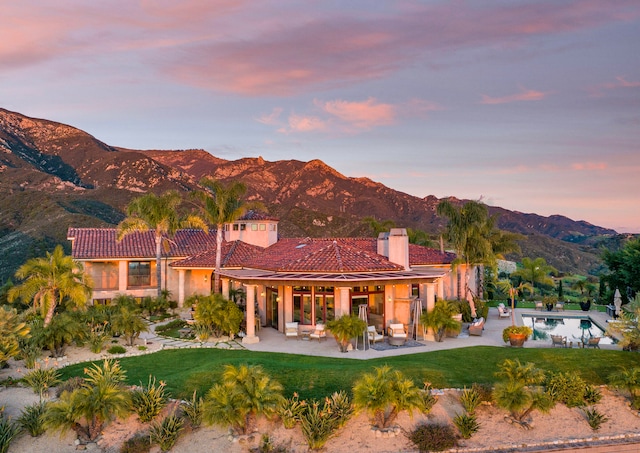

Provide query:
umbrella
left=614, top=288, right=622, bottom=317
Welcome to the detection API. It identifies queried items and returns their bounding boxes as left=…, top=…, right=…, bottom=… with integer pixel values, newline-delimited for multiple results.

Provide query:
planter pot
left=508, top=333, right=527, bottom=347
left=579, top=301, right=591, bottom=311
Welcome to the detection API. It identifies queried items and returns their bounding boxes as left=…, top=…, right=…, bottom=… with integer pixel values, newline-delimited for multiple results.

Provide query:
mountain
left=0, top=108, right=622, bottom=283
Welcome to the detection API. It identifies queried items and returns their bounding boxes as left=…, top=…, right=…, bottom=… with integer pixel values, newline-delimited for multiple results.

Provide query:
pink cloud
left=316, top=98, right=396, bottom=130
left=571, top=162, right=608, bottom=171
left=480, top=87, right=550, bottom=105
left=282, top=115, right=326, bottom=134
left=588, top=76, right=640, bottom=96
left=256, top=108, right=283, bottom=126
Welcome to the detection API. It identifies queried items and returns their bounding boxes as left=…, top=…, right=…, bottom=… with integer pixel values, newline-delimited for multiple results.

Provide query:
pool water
left=521, top=315, right=615, bottom=345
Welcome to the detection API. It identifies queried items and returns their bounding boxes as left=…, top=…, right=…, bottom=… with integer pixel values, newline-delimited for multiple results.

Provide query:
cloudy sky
left=2, top=1, right=639, bottom=233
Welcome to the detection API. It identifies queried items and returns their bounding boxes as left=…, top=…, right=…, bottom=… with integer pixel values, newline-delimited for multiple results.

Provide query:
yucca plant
left=453, top=412, right=480, bottom=439
left=149, top=412, right=184, bottom=452
left=459, top=386, right=482, bottom=414
left=22, top=367, right=60, bottom=402
left=277, top=393, right=307, bottom=429
left=583, top=407, right=608, bottom=431
left=131, top=376, right=168, bottom=422
left=180, top=390, right=204, bottom=429
left=17, top=402, right=46, bottom=437
left=325, top=391, right=353, bottom=428
left=583, top=385, right=603, bottom=406
left=0, top=412, right=19, bottom=453
left=299, top=400, right=339, bottom=450
left=421, top=383, right=438, bottom=413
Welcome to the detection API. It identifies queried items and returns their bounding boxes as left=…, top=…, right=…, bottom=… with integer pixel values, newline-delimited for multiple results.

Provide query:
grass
left=58, top=346, right=640, bottom=401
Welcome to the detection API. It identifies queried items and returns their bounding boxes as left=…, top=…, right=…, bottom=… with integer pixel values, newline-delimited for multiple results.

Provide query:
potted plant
left=542, top=295, right=558, bottom=312
left=502, top=325, right=533, bottom=347
left=579, top=298, right=592, bottom=311
left=326, top=315, right=367, bottom=352
left=420, top=300, right=462, bottom=342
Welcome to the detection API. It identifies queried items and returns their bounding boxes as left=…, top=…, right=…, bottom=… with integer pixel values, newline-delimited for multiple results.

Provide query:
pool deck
left=240, top=307, right=621, bottom=359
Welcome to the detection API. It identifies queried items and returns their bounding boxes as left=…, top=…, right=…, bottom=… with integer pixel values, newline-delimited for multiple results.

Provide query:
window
left=259, top=224, right=266, bottom=231
left=251, top=224, right=258, bottom=231
left=233, top=224, right=239, bottom=231
left=293, top=286, right=312, bottom=324
left=240, top=223, right=246, bottom=231
left=128, top=261, right=151, bottom=287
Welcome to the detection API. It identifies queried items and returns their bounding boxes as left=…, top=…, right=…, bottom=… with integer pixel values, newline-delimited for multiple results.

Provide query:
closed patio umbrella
left=614, top=288, right=622, bottom=318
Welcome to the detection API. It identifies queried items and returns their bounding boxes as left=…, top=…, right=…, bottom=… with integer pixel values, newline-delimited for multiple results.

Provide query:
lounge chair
left=468, top=317, right=485, bottom=336
left=551, top=334, right=567, bottom=347
left=285, top=322, right=299, bottom=340
left=309, top=324, right=327, bottom=342
left=585, top=337, right=601, bottom=349
left=497, top=303, right=511, bottom=319
left=554, top=301, right=565, bottom=312
left=387, top=323, right=407, bottom=346
left=367, top=325, right=384, bottom=344
left=535, top=301, right=544, bottom=311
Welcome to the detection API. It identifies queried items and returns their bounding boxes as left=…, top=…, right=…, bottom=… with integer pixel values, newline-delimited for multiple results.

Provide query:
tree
left=511, top=257, right=556, bottom=297
left=36, top=312, right=86, bottom=358
left=352, top=365, right=424, bottom=430
left=117, top=190, right=207, bottom=298
left=609, top=366, right=640, bottom=409
left=606, top=294, right=640, bottom=351
left=110, top=304, right=148, bottom=347
left=0, top=307, right=30, bottom=368
left=44, top=360, right=130, bottom=442
left=192, top=178, right=253, bottom=294
left=420, top=300, right=461, bottom=342
left=437, top=200, right=521, bottom=313
left=203, top=364, right=284, bottom=434
left=496, top=279, right=533, bottom=325
left=8, top=245, right=92, bottom=327
left=362, top=217, right=396, bottom=237
left=602, top=237, right=640, bottom=303
left=193, top=294, right=243, bottom=338
left=326, top=314, right=367, bottom=353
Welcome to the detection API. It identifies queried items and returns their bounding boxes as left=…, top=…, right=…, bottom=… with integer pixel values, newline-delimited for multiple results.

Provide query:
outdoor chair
left=535, top=301, right=544, bottom=311
left=551, top=334, right=567, bottom=347
left=367, top=325, right=384, bottom=344
left=309, top=324, right=327, bottom=342
left=585, top=337, right=601, bottom=349
left=497, top=303, right=511, bottom=319
left=387, top=323, right=407, bottom=346
left=554, top=301, right=565, bottom=312
left=468, top=317, right=485, bottom=336
left=285, top=322, right=299, bottom=340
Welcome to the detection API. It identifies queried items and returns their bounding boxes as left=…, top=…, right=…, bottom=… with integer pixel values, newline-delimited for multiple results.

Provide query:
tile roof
left=67, top=228, right=218, bottom=259
left=171, top=240, right=264, bottom=268
left=408, top=244, right=456, bottom=265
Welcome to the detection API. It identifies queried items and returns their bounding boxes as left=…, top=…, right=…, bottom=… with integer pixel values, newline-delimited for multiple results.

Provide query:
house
left=68, top=213, right=472, bottom=344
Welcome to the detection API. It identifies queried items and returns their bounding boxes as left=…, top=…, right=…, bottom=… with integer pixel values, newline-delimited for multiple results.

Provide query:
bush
left=149, top=413, right=184, bottom=452
left=0, top=412, right=19, bottom=453
left=180, top=390, right=204, bottom=429
left=471, top=383, right=494, bottom=404
left=155, top=319, right=187, bottom=335
left=17, top=402, right=46, bottom=437
left=584, top=385, right=603, bottom=406
left=583, top=407, right=608, bottom=431
left=421, top=384, right=438, bottom=413
left=277, top=393, right=307, bottom=429
left=453, top=412, right=480, bottom=439
left=299, top=400, right=340, bottom=450
left=55, top=376, right=84, bottom=398
left=546, top=372, right=588, bottom=408
left=325, top=391, right=353, bottom=428
left=407, top=422, right=458, bottom=452
left=459, top=386, right=482, bottom=414
left=108, top=345, right=127, bottom=354
left=22, top=368, right=60, bottom=402
left=131, top=376, right=168, bottom=422
left=120, top=432, right=151, bottom=453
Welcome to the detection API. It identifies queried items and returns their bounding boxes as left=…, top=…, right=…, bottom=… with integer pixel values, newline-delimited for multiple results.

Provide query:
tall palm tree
left=117, top=190, right=207, bottom=298
left=8, top=245, right=92, bottom=327
left=512, top=257, right=556, bottom=296
left=192, top=178, right=251, bottom=293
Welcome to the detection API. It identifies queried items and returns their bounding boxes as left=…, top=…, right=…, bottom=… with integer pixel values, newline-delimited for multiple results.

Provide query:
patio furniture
left=535, top=301, right=544, bottom=311
left=554, top=301, right=565, bottom=312
left=585, top=337, right=601, bottom=349
left=309, top=324, right=327, bottom=342
left=367, top=325, right=384, bottom=344
left=468, top=317, right=485, bottom=336
left=497, top=303, right=511, bottom=319
left=551, top=334, right=567, bottom=347
left=285, top=322, right=299, bottom=340
left=387, top=323, right=407, bottom=346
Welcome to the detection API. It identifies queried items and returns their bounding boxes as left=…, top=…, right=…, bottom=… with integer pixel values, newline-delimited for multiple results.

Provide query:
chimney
left=378, top=228, right=410, bottom=270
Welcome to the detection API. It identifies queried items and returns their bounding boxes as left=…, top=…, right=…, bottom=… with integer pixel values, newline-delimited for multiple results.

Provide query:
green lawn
left=59, top=347, right=640, bottom=401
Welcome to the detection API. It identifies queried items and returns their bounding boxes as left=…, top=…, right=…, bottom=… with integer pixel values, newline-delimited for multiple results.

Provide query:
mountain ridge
left=0, top=107, right=622, bottom=283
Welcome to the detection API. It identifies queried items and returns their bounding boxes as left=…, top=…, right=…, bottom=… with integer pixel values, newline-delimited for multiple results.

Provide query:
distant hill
left=0, top=107, right=623, bottom=283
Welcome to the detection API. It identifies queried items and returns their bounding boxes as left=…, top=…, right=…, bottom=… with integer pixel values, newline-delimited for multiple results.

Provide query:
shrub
left=584, top=385, right=603, bottom=405
left=137, top=346, right=147, bottom=351
left=108, top=345, right=127, bottom=354
left=453, top=412, right=480, bottom=439
left=421, top=384, right=438, bottom=413
left=55, top=376, right=84, bottom=398
left=131, top=376, right=168, bottom=422
left=120, top=432, right=151, bottom=453
left=471, top=383, right=494, bottom=404
left=325, top=391, right=353, bottom=428
left=546, top=372, right=588, bottom=408
left=17, top=402, right=46, bottom=437
left=459, top=386, right=482, bottom=414
left=277, top=393, right=307, bottom=429
left=583, top=407, right=608, bottom=431
left=155, top=319, right=187, bottom=335
left=180, top=390, right=204, bottom=429
left=149, top=413, right=184, bottom=452
left=0, top=412, right=19, bottom=453
left=22, top=368, right=60, bottom=402
left=299, top=400, right=339, bottom=450
left=407, top=422, right=458, bottom=452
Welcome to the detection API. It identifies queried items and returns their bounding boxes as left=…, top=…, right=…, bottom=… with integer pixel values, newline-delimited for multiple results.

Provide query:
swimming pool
left=521, top=314, right=615, bottom=345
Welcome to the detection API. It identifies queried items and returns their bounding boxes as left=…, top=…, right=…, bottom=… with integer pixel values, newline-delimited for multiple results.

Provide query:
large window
left=293, top=286, right=312, bottom=324
left=351, top=286, right=385, bottom=329
left=314, top=286, right=335, bottom=324
left=128, top=261, right=151, bottom=287
left=294, top=286, right=334, bottom=325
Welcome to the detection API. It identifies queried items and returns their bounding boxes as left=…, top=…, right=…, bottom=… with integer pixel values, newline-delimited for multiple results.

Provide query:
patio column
left=437, top=278, right=444, bottom=300
left=242, top=284, right=260, bottom=344
left=337, top=287, right=351, bottom=317
left=177, top=269, right=185, bottom=308
left=118, top=261, right=127, bottom=291
left=426, top=282, right=436, bottom=312
left=221, top=278, right=230, bottom=299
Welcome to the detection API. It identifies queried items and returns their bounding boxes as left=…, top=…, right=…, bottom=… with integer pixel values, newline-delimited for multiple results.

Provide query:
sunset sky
left=2, top=1, right=639, bottom=233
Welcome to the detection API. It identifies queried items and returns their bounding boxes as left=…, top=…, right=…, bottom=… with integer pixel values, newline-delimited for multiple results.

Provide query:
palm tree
left=44, top=360, right=130, bottom=442
left=496, top=279, right=533, bottom=325
left=326, top=314, right=367, bottom=352
left=609, top=367, right=640, bottom=409
left=110, top=304, right=148, bottom=347
left=437, top=200, right=521, bottom=313
left=36, top=312, right=86, bottom=358
left=420, top=300, right=461, bottom=342
left=352, top=365, right=424, bottom=430
left=192, top=178, right=253, bottom=293
left=0, top=307, right=30, bottom=368
left=118, top=190, right=207, bottom=298
left=512, top=257, right=556, bottom=297
left=203, top=364, right=284, bottom=434
left=8, top=245, right=92, bottom=327
left=362, top=217, right=396, bottom=237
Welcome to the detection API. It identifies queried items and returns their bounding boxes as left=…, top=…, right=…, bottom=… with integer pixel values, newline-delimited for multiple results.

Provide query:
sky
left=2, top=1, right=639, bottom=233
